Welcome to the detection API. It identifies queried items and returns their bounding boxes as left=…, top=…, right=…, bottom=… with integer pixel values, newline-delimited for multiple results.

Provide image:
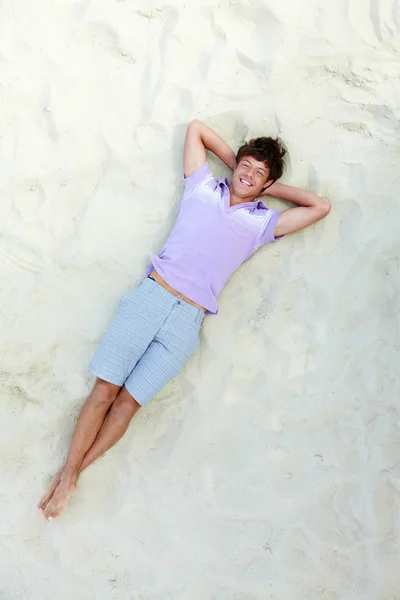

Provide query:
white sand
left=1, top=0, right=399, bottom=598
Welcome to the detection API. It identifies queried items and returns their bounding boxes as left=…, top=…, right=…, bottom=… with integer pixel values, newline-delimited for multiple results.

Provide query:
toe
left=38, top=474, right=61, bottom=510
left=43, top=499, right=56, bottom=520
left=51, top=507, right=63, bottom=520
left=38, top=492, right=52, bottom=510
left=45, top=501, right=64, bottom=521
left=44, top=508, right=56, bottom=521
left=41, top=492, right=56, bottom=511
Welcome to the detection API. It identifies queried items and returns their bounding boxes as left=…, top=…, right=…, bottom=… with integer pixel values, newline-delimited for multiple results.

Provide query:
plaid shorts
left=89, top=277, right=205, bottom=406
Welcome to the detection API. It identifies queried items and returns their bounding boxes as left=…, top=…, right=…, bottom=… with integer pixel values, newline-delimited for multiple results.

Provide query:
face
left=231, top=156, right=272, bottom=200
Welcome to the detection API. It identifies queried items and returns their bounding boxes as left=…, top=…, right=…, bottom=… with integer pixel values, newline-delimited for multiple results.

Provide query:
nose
left=244, top=167, right=254, bottom=181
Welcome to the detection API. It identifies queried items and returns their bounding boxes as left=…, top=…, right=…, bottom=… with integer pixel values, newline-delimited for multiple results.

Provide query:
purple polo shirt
left=146, top=162, right=283, bottom=314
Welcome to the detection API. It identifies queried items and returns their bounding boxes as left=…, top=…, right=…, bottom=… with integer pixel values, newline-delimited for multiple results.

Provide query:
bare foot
left=41, top=467, right=78, bottom=520
left=38, top=470, right=63, bottom=512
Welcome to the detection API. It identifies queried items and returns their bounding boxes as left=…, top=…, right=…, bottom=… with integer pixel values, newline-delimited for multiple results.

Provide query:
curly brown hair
left=236, top=137, right=286, bottom=184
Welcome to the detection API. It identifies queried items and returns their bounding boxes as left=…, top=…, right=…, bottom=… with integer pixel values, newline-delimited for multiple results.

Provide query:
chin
left=237, top=186, right=257, bottom=200
left=236, top=189, right=250, bottom=199
left=234, top=182, right=251, bottom=197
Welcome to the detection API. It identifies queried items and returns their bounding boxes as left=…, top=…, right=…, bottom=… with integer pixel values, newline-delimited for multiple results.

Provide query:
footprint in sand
left=349, top=0, right=400, bottom=43
left=369, top=0, right=400, bottom=41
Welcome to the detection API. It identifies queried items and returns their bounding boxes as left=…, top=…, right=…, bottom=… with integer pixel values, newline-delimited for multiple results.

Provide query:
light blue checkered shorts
left=89, top=277, right=205, bottom=406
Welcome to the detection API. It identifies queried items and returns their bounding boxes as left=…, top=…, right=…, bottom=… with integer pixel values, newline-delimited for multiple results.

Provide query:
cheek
left=235, top=172, right=247, bottom=186
left=254, top=178, right=265, bottom=191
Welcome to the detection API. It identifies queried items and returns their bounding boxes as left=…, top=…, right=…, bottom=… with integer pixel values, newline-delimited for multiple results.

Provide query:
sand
left=0, top=0, right=399, bottom=598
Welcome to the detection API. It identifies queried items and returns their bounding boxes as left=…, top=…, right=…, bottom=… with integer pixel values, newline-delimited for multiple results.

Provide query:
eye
left=257, top=171, right=264, bottom=176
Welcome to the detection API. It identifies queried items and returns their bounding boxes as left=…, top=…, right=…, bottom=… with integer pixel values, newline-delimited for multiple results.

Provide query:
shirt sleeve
left=183, top=162, right=214, bottom=193
left=256, top=209, right=284, bottom=248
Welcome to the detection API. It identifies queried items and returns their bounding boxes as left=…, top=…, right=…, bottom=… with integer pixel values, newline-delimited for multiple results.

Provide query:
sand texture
left=1, top=0, right=399, bottom=598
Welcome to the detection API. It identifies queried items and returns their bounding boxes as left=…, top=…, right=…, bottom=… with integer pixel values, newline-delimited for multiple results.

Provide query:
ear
left=261, top=179, right=275, bottom=192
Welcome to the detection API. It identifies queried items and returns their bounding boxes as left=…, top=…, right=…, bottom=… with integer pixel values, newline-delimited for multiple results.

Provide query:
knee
left=113, top=395, right=140, bottom=426
left=92, top=378, right=120, bottom=408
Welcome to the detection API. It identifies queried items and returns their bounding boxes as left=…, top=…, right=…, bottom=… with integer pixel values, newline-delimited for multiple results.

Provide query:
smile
left=240, top=178, right=252, bottom=187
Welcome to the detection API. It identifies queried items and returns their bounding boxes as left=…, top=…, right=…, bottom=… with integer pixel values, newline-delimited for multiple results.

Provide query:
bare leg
left=39, top=378, right=120, bottom=519
left=79, top=387, right=140, bottom=472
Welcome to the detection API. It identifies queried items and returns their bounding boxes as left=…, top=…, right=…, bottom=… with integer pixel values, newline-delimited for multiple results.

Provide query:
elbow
left=319, top=197, right=331, bottom=218
left=189, top=119, right=202, bottom=130
left=188, top=119, right=203, bottom=138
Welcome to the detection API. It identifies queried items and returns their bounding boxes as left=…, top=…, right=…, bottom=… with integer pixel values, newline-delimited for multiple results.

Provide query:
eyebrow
left=242, top=159, right=267, bottom=175
left=243, top=160, right=266, bottom=171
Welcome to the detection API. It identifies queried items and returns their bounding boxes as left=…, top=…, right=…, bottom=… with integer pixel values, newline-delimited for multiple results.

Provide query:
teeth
left=241, top=179, right=251, bottom=186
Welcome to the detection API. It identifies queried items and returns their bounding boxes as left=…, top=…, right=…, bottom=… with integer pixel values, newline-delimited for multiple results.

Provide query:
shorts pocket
left=120, top=279, right=155, bottom=306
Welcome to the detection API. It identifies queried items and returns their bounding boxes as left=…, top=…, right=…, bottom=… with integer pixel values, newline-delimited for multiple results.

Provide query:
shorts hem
left=89, top=368, right=124, bottom=388
left=124, top=381, right=150, bottom=407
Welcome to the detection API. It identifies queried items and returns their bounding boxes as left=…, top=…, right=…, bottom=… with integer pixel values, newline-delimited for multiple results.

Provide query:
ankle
left=61, top=463, right=79, bottom=479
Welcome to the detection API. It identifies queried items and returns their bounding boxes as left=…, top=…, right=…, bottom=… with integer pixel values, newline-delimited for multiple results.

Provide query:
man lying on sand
left=39, top=119, right=331, bottom=520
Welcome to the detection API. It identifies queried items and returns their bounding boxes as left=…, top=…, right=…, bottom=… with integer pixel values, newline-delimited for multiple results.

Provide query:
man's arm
left=184, top=119, right=237, bottom=178
left=263, top=182, right=331, bottom=237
